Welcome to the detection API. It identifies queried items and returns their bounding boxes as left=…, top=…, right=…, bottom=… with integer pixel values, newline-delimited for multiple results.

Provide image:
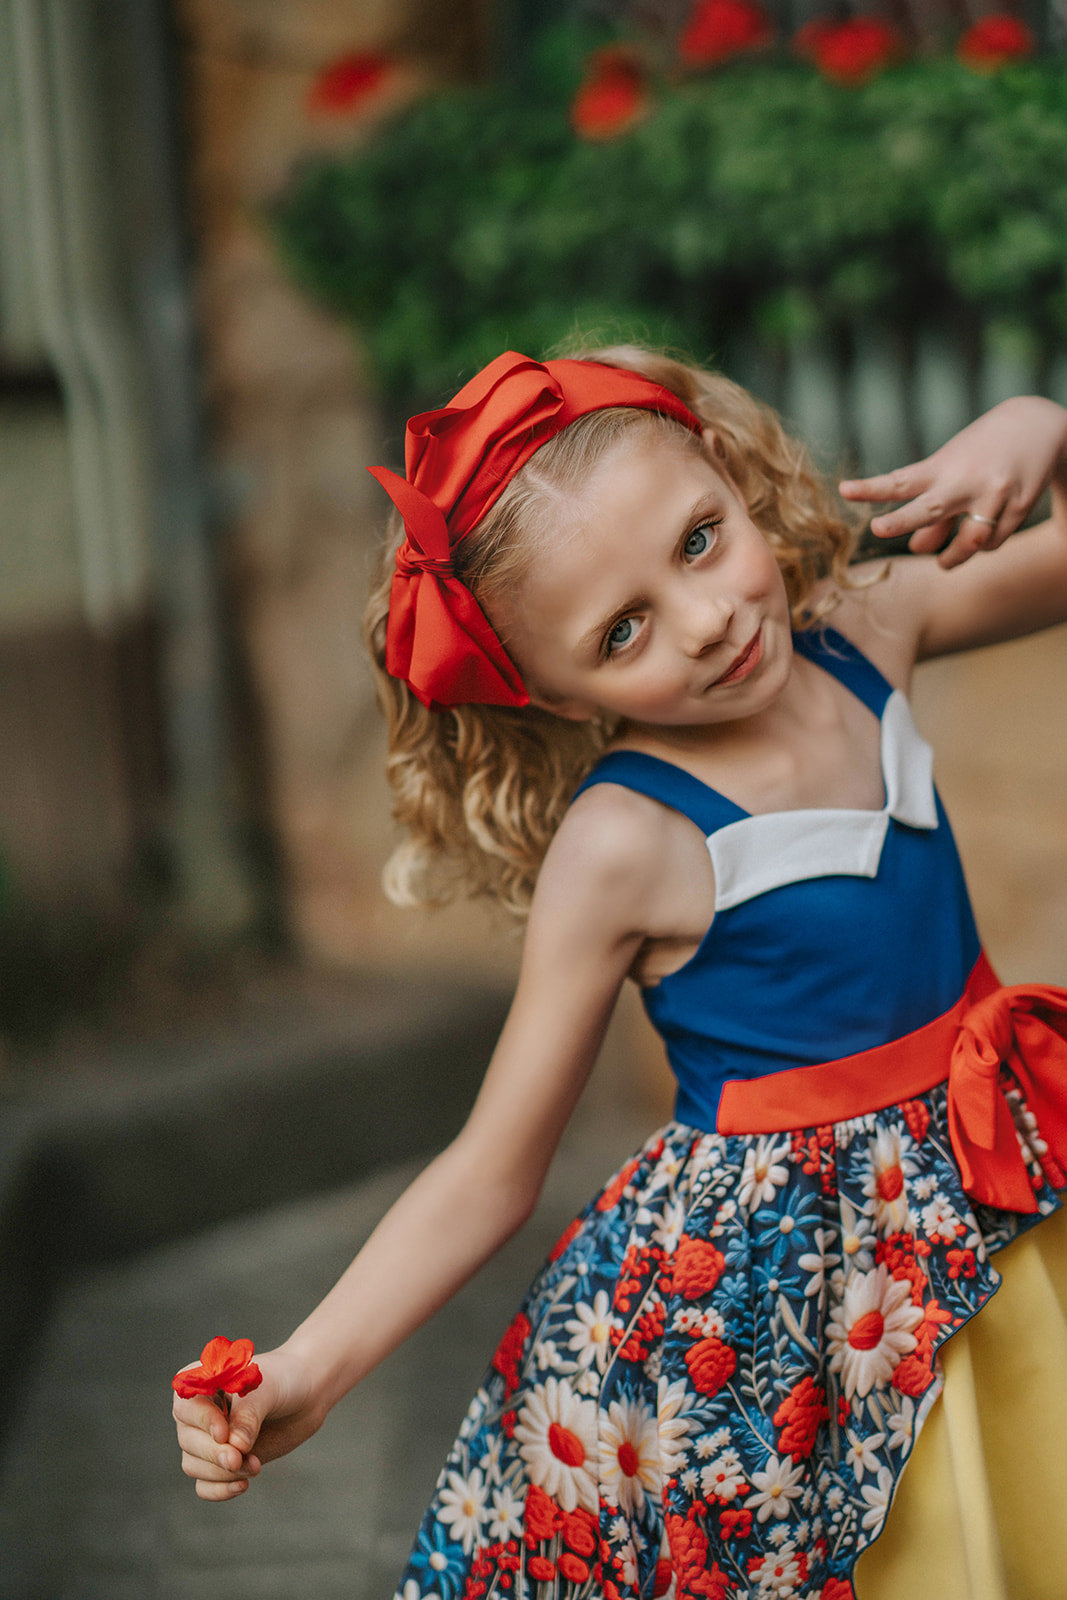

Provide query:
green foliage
left=271, top=47, right=1067, bottom=409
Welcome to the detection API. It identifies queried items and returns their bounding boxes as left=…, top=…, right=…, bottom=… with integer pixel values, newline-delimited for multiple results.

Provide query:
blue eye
left=684, top=523, right=717, bottom=560
left=606, top=617, right=637, bottom=654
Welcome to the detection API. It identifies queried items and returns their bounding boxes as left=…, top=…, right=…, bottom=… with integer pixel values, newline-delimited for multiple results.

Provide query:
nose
left=675, top=587, right=734, bottom=658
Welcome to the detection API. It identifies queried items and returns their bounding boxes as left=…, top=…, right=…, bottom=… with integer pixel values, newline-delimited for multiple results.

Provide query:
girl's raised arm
left=172, top=797, right=660, bottom=1501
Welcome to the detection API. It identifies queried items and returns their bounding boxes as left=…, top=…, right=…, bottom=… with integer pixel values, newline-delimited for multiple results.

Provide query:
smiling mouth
left=713, top=629, right=763, bottom=687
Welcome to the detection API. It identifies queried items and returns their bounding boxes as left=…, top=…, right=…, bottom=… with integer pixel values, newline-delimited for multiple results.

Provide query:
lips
left=714, top=628, right=762, bottom=687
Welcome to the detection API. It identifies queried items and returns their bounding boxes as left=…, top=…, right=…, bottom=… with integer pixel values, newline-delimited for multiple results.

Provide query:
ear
left=701, top=426, right=726, bottom=461
left=526, top=686, right=598, bottom=723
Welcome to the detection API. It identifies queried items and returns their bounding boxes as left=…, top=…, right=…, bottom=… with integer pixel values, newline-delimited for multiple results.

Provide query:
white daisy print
left=827, top=1264, right=923, bottom=1398
left=860, top=1465, right=895, bottom=1532
left=861, top=1125, right=918, bottom=1231
left=920, top=1192, right=960, bottom=1244
left=514, top=1377, right=599, bottom=1512
left=838, top=1197, right=877, bottom=1275
left=745, top=1453, right=805, bottom=1522
left=600, top=1396, right=661, bottom=1514
left=487, top=1484, right=523, bottom=1543
left=738, top=1138, right=791, bottom=1213
left=701, top=1449, right=747, bottom=1502
left=885, top=1395, right=915, bottom=1454
left=657, top=1375, right=693, bottom=1475
left=844, top=1427, right=886, bottom=1483
left=564, top=1291, right=613, bottom=1371
left=437, top=1467, right=487, bottom=1554
left=798, top=1227, right=842, bottom=1299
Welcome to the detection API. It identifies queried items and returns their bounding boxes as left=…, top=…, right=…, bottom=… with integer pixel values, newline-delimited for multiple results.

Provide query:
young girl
left=173, top=347, right=1067, bottom=1599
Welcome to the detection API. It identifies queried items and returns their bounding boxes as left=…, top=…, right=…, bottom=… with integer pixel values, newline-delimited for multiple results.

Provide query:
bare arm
left=172, top=795, right=666, bottom=1499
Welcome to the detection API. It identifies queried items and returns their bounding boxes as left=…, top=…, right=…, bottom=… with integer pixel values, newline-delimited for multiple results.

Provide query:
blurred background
left=1, top=1, right=1066, bottom=1595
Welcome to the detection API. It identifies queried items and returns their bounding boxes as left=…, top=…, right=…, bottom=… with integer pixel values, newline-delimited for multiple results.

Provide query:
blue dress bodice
left=573, top=627, right=981, bottom=1132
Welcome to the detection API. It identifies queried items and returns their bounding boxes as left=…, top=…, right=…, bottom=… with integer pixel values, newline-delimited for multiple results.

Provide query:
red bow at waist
left=948, top=983, right=1067, bottom=1212
left=717, top=953, right=1067, bottom=1213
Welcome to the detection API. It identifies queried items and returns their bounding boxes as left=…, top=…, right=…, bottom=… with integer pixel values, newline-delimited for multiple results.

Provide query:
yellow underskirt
left=855, top=1202, right=1067, bottom=1600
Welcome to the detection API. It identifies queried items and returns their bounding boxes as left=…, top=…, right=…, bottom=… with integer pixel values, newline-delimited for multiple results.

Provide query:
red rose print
left=773, top=1374, right=829, bottom=1461
left=685, top=1335, right=736, bottom=1397
left=678, top=0, right=772, bottom=65
left=561, top=1508, right=598, bottom=1556
left=673, top=1237, right=726, bottom=1298
left=307, top=51, right=393, bottom=117
left=171, top=1336, right=262, bottom=1399
left=571, top=50, right=649, bottom=142
left=523, top=1483, right=562, bottom=1543
left=958, top=14, right=1034, bottom=70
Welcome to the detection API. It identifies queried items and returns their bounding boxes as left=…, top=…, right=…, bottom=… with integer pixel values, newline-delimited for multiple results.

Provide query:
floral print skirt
left=392, top=1075, right=1064, bottom=1600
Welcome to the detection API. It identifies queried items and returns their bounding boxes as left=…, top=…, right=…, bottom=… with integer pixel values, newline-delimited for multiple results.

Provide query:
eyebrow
left=574, top=488, right=724, bottom=659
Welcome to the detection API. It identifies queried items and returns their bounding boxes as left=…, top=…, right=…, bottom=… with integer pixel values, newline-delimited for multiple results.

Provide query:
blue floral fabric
left=393, top=1076, right=1063, bottom=1600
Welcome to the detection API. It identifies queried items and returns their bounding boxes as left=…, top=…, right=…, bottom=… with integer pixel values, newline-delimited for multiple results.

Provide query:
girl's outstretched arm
left=837, top=396, right=1067, bottom=662
left=172, top=791, right=673, bottom=1501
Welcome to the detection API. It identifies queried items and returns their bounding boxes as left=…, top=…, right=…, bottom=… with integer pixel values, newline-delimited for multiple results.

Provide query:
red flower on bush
left=571, top=49, right=649, bottom=140
left=958, top=14, right=1034, bottom=70
left=773, top=1373, right=829, bottom=1461
left=795, top=16, right=902, bottom=83
left=673, top=1236, right=726, bottom=1298
left=307, top=51, right=393, bottom=117
left=678, top=0, right=773, bottom=65
left=172, top=1336, right=262, bottom=1399
left=685, top=1334, right=737, bottom=1397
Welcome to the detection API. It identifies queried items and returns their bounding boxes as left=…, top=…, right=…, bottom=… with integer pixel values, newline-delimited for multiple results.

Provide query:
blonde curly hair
left=364, top=344, right=862, bottom=920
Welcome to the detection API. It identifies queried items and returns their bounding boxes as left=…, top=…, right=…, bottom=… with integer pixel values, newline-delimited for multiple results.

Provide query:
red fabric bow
left=948, top=984, right=1067, bottom=1212
left=369, top=352, right=703, bottom=710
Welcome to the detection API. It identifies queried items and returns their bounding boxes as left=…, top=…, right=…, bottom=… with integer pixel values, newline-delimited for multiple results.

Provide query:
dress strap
left=792, top=625, right=893, bottom=718
left=572, top=750, right=744, bottom=837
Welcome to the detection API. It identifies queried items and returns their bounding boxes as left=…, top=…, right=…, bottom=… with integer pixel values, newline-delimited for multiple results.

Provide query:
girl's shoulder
left=536, top=776, right=716, bottom=949
left=812, top=560, right=925, bottom=692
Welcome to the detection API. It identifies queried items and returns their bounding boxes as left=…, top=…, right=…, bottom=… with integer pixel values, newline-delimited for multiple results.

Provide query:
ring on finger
left=962, top=511, right=998, bottom=529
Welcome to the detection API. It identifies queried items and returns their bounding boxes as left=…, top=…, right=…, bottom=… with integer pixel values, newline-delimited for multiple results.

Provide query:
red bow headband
left=368, top=351, right=704, bottom=710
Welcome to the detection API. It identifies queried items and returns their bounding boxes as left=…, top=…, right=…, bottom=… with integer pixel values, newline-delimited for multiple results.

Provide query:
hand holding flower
left=172, top=1339, right=325, bottom=1502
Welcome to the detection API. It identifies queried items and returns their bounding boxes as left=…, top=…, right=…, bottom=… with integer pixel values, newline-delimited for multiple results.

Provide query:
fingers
left=174, top=1391, right=262, bottom=1499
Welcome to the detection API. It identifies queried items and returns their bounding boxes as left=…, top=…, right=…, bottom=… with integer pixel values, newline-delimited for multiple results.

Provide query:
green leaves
left=271, top=50, right=1067, bottom=406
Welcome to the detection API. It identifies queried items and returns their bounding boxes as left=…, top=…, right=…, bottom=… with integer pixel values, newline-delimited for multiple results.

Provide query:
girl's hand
left=839, top=397, right=1067, bottom=569
left=172, top=1345, right=324, bottom=1502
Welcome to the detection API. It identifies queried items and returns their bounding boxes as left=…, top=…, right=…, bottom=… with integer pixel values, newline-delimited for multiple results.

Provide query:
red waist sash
left=716, top=951, right=1067, bottom=1213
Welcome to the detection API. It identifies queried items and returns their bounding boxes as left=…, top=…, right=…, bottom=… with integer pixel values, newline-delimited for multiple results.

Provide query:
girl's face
left=492, top=432, right=792, bottom=730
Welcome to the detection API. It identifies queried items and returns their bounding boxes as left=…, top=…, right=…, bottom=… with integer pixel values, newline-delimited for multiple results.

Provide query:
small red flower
left=773, top=1374, right=830, bottom=1461
left=719, top=1505, right=752, bottom=1539
left=172, top=1336, right=262, bottom=1399
left=901, top=1099, right=930, bottom=1144
left=492, top=1310, right=531, bottom=1397
left=307, top=51, right=394, bottom=118
left=685, top=1335, right=737, bottom=1398
left=958, top=14, right=1034, bottom=70
left=559, top=1552, right=591, bottom=1582
left=673, top=1236, right=727, bottom=1298
left=527, top=1555, right=557, bottom=1581
left=820, top=1581, right=857, bottom=1600
left=795, top=16, right=902, bottom=84
left=571, top=49, right=649, bottom=141
left=678, top=0, right=773, bottom=65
